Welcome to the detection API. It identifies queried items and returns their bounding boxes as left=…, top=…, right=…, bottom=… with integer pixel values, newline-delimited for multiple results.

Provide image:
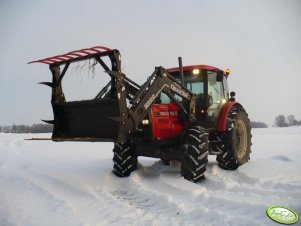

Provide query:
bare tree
left=274, top=115, right=288, bottom=127
left=287, top=115, right=295, bottom=126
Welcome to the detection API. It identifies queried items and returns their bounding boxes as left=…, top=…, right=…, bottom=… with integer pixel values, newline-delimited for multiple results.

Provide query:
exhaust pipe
left=178, top=57, right=184, bottom=85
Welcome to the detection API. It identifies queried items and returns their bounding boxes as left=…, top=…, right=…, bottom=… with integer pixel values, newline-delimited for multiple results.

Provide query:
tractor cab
left=154, top=65, right=230, bottom=131
left=148, top=65, right=231, bottom=140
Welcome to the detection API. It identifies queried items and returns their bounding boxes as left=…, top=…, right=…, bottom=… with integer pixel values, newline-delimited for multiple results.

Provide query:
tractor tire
left=113, top=141, right=137, bottom=177
left=160, top=158, right=170, bottom=166
left=216, top=106, right=252, bottom=170
left=181, top=125, right=209, bottom=183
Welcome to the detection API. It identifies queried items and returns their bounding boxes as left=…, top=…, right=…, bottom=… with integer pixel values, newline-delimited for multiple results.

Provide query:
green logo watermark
left=266, top=206, right=299, bottom=225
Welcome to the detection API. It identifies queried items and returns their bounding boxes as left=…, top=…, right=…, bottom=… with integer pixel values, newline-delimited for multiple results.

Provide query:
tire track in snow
left=0, top=188, right=15, bottom=226
left=20, top=164, right=147, bottom=226
left=0, top=134, right=19, bottom=168
left=132, top=162, right=240, bottom=225
left=205, top=163, right=301, bottom=206
left=2, top=166, right=138, bottom=226
left=129, top=160, right=269, bottom=226
left=0, top=172, right=81, bottom=226
left=0, top=134, right=129, bottom=225
left=0, top=135, right=82, bottom=226
left=30, top=174, right=126, bottom=225
left=1, top=134, right=48, bottom=171
left=26, top=163, right=185, bottom=226
left=100, top=170, right=186, bottom=226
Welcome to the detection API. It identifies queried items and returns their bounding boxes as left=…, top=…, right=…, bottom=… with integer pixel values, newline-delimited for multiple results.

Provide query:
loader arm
left=127, top=66, right=196, bottom=131
left=29, top=46, right=195, bottom=144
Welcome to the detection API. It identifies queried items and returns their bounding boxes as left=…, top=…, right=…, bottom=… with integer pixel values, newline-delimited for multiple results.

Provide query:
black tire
left=216, top=106, right=252, bottom=170
left=160, top=158, right=170, bottom=166
left=181, top=125, right=209, bottom=183
left=113, top=141, right=137, bottom=177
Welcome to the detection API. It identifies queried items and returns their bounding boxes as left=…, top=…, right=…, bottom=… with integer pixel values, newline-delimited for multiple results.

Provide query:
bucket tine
left=41, top=120, right=54, bottom=124
left=39, top=82, right=53, bottom=88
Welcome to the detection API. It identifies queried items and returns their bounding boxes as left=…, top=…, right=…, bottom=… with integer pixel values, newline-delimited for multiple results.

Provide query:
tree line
left=250, top=121, right=268, bottom=128
left=0, top=124, right=53, bottom=133
left=274, top=114, right=301, bottom=127
left=248, top=115, right=301, bottom=128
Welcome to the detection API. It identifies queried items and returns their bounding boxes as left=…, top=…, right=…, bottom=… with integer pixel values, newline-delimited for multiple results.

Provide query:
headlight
left=142, top=119, right=149, bottom=125
left=192, top=69, right=200, bottom=75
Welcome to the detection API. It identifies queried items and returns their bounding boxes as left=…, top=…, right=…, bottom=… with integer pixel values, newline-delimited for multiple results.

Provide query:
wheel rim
left=235, top=120, right=248, bottom=159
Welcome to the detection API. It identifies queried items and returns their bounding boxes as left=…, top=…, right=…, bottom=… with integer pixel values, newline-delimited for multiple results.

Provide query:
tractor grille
left=157, top=118, right=169, bottom=124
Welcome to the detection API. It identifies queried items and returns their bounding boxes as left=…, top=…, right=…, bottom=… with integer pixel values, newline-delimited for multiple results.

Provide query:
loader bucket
left=52, top=98, right=120, bottom=141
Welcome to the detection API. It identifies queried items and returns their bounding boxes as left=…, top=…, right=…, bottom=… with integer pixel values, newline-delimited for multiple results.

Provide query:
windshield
left=159, top=70, right=204, bottom=103
left=185, top=76, right=204, bottom=94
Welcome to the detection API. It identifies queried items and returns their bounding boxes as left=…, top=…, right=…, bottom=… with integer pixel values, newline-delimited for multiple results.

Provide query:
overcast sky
left=0, top=0, right=300, bottom=126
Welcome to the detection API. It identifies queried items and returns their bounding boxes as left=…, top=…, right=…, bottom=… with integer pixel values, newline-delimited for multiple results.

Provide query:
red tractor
left=29, top=46, right=251, bottom=183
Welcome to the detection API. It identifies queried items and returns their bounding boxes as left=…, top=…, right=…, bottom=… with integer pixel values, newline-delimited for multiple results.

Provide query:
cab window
left=159, top=72, right=204, bottom=104
left=207, top=71, right=225, bottom=122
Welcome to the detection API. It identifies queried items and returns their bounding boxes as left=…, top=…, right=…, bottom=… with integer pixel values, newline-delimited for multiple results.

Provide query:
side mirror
left=230, top=91, right=236, bottom=101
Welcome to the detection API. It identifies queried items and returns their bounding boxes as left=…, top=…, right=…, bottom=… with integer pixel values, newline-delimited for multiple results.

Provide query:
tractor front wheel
left=216, top=107, right=251, bottom=170
left=113, top=141, right=137, bottom=177
left=181, top=125, right=209, bottom=182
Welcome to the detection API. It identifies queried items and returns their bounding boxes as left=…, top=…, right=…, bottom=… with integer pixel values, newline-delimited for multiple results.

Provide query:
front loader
left=29, top=46, right=251, bottom=182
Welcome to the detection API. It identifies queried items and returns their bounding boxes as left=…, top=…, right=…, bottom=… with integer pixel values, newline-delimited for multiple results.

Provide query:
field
left=0, top=127, right=300, bottom=226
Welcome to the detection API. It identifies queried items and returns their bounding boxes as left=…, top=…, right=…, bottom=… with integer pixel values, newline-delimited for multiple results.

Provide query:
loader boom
left=29, top=47, right=196, bottom=143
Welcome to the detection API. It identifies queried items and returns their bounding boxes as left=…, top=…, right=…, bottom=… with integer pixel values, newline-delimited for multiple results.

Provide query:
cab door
left=207, top=71, right=227, bottom=127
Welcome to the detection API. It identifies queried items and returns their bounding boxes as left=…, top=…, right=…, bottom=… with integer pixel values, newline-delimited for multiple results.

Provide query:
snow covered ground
left=0, top=127, right=300, bottom=226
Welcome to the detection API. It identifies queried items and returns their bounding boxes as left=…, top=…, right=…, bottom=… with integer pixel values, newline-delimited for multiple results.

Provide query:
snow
left=0, top=127, right=300, bottom=226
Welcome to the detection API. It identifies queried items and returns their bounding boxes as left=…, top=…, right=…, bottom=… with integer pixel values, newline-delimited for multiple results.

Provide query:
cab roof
left=167, top=65, right=223, bottom=73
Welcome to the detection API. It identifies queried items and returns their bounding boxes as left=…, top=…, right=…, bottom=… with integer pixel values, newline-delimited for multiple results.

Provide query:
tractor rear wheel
left=216, top=107, right=251, bottom=170
left=113, top=141, right=137, bottom=177
left=181, top=125, right=209, bottom=182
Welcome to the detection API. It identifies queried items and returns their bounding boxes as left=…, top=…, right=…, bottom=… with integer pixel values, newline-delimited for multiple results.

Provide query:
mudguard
left=216, top=101, right=243, bottom=132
